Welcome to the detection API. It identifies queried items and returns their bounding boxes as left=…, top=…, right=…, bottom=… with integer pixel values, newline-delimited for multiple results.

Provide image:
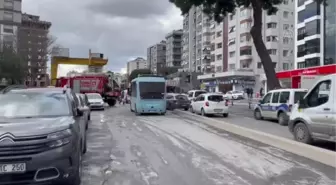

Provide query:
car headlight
left=47, top=129, right=72, bottom=148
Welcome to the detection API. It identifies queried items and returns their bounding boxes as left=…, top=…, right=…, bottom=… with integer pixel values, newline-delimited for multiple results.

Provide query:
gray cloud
left=22, top=0, right=182, bottom=75
left=88, top=0, right=171, bottom=19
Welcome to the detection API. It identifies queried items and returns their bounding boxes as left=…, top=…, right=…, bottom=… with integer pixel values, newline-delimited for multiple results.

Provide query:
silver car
left=77, top=93, right=91, bottom=130
left=0, top=87, right=88, bottom=185
left=86, top=93, right=105, bottom=110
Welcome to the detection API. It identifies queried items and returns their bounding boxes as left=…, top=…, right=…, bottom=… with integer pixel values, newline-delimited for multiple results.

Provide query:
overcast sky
left=22, top=0, right=183, bottom=77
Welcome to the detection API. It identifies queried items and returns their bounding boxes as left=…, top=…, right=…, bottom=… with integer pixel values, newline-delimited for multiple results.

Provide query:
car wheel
left=82, top=135, right=87, bottom=154
left=223, top=113, right=228, bottom=117
left=254, top=109, right=263, bottom=120
left=88, top=114, right=91, bottom=121
left=161, top=112, right=166, bottom=115
left=66, top=148, right=82, bottom=185
left=184, top=107, right=188, bottom=111
left=201, top=108, right=206, bottom=116
left=278, top=112, right=288, bottom=126
left=294, top=122, right=313, bottom=144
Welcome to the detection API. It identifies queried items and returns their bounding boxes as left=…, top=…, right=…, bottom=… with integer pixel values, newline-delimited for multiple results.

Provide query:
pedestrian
left=250, top=88, right=254, bottom=99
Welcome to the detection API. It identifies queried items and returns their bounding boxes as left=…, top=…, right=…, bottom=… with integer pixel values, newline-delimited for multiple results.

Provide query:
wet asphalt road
left=81, top=105, right=336, bottom=185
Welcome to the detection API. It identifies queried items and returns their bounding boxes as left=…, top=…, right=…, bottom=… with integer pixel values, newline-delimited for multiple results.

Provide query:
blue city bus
left=130, top=75, right=166, bottom=115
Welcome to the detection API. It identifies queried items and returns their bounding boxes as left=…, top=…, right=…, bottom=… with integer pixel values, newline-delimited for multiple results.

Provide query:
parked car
left=187, top=90, right=207, bottom=101
left=86, top=93, right=105, bottom=110
left=190, top=93, right=230, bottom=117
left=253, top=88, right=308, bottom=125
left=223, top=90, right=244, bottom=100
left=166, top=93, right=191, bottom=111
left=0, top=87, right=88, bottom=185
left=77, top=93, right=91, bottom=130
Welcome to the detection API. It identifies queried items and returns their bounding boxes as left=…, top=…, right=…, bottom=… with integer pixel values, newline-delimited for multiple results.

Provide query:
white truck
left=288, top=74, right=335, bottom=144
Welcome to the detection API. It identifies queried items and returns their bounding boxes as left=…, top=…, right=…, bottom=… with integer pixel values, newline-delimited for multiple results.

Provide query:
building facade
left=182, top=6, right=213, bottom=73
left=295, top=0, right=335, bottom=69
left=126, top=57, right=147, bottom=75
left=147, top=40, right=166, bottom=74
left=0, top=0, right=22, bottom=50
left=198, top=1, right=295, bottom=93
left=165, top=29, right=182, bottom=67
left=18, top=13, right=51, bottom=87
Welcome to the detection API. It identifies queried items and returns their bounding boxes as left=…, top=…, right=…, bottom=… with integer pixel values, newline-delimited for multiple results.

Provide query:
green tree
left=129, top=69, right=152, bottom=81
left=170, top=0, right=289, bottom=90
left=0, top=45, right=27, bottom=84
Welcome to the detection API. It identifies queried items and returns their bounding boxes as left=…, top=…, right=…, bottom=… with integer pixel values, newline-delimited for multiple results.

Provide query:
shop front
left=276, top=64, right=336, bottom=89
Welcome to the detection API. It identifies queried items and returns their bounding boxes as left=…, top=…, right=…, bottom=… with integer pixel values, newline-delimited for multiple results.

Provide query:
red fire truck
left=55, top=73, right=121, bottom=106
left=276, top=64, right=336, bottom=89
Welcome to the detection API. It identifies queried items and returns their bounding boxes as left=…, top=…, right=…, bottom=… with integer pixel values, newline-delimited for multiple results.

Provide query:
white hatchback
left=190, top=93, right=229, bottom=117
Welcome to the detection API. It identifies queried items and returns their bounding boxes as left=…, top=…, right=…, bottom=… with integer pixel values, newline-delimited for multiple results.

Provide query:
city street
left=81, top=105, right=335, bottom=185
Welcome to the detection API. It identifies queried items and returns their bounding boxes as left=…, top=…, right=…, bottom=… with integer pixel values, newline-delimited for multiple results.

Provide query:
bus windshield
left=139, top=82, right=165, bottom=99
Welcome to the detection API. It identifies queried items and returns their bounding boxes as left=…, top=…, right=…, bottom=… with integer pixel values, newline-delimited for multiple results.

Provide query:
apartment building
left=0, top=0, right=22, bottom=50
left=182, top=6, right=212, bottom=73
left=198, top=1, right=295, bottom=92
left=18, top=13, right=51, bottom=87
left=126, top=57, right=147, bottom=75
left=295, top=0, right=335, bottom=69
left=165, top=29, right=182, bottom=67
left=147, top=40, right=166, bottom=74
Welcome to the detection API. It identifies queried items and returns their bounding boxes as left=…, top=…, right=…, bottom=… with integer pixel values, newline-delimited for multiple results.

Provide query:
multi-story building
left=295, top=0, right=335, bottom=69
left=182, top=6, right=212, bottom=73
left=0, top=0, right=22, bottom=50
left=198, top=1, right=295, bottom=92
left=147, top=40, right=166, bottom=73
left=18, top=13, right=51, bottom=87
left=165, top=29, right=183, bottom=67
left=126, top=57, right=147, bottom=75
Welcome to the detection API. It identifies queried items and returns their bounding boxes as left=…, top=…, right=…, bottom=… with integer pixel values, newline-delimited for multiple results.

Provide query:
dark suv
left=0, top=87, right=88, bottom=185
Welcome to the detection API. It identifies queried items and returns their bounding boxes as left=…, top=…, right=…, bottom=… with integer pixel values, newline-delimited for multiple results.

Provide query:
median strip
left=175, top=109, right=336, bottom=168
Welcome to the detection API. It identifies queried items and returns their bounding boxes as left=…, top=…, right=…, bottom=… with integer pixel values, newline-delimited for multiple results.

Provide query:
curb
left=175, top=109, right=336, bottom=168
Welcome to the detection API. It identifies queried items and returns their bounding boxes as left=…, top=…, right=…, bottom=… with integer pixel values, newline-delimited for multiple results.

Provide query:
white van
left=187, top=90, right=207, bottom=101
left=254, top=88, right=308, bottom=125
left=288, top=74, right=336, bottom=144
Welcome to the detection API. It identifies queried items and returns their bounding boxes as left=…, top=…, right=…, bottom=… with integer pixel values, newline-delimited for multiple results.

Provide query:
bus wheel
left=107, top=99, right=116, bottom=106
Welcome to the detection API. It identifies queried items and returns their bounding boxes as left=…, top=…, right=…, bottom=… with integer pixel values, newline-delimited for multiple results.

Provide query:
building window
left=305, top=19, right=320, bottom=37
left=324, top=0, right=336, bottom=65
left=216, top=54, right=222, bottom=60
left=241, top=22, right=252, bottom=29
left=216, top=31, right=222, bottom=37
left=266, top=36, right=278, bottom=42
left=4, top=0, right=14, bottom=9
left=228, top=38, right=235, bottom=45
left=283, top=0, right=289, bottom=5
left=240, top=47, right=252, bottom=56
left=267, top=22, right=277, bottom=29
left=298, top=2, right=320, bottom=23
left=217, top=43, right=222, bottom=49
left=283, top=63, right=289, bottom=70
left=283, top=50, right=289, bottom=57
left=229, top=51, right=235, bottom=58
left=298, top=0, right=305, bottom=7
left=257, top=62, right=262, bottom=68
left=267, top=49, right=277, bottom=55
left=4, top=12, right=13, bottom=21
left=283, top=11, right=289, bottom=18
left=297, top=27, right=306, bottom=40
left=3, top=25, right=13, bottom=33
left=283, top=24, right=289, bottom=30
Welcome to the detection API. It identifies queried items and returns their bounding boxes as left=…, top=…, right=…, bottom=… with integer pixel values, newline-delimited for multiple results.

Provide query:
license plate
left=214, top=109, right=223, bottom=112
left=0, top=163, right=26, bottom=174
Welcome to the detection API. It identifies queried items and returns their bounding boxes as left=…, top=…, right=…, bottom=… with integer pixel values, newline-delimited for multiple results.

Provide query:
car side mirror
left=76, top=108, right=84, bottom=116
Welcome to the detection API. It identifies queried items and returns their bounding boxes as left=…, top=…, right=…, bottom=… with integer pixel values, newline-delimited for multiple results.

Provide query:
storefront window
left=324, top=0, right=336, bottom=65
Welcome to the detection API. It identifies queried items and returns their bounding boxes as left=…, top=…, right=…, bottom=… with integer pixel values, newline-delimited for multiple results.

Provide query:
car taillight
left=288, top=104, right=293, bottom=112
left=205, top=101, right=209, bottom=107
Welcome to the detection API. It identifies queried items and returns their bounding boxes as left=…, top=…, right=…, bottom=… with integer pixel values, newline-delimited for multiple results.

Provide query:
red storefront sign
left=276, top=64, right=336, bottom=79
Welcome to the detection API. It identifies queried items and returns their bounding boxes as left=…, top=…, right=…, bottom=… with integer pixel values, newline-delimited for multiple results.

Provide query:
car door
left=259, top=92, right=273, bottom=118
left=192, top=96, right=202, bottom=113
left=269, top=91, right=281, bottom=119
left=303, top=79, right=334, bottom=140
left=196, top=95, right=205, bottom=113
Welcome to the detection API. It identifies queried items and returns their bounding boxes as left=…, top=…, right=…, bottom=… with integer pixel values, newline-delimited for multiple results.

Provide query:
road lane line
left=174, top=110, right=336, bottom=168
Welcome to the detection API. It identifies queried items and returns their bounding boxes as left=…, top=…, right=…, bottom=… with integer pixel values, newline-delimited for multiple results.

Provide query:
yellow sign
left=200, top=83, right=206, bottom=90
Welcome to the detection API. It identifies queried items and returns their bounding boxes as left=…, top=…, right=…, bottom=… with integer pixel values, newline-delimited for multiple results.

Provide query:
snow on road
left=81, top=106, right=336, bottom=185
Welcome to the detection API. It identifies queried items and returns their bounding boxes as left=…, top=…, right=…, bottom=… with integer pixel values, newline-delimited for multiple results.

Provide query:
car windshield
left=0, top=93, right=70, bottom=118
left=139, top=82, right=165, bottom=99
left=87, top=93, right=102, bottom=99
left=175, top=95, right=188, bottom=100
left=208, top=95, right=224, bottom=102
